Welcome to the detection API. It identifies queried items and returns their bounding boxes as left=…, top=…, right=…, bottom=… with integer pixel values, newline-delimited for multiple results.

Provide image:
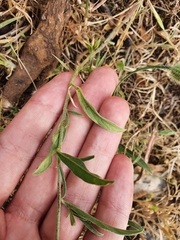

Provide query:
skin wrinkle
left=79, top=136, right=114, bottom=177
left=0, top=122, right=33, bottom=162
left=29, top=75, right=74, bottom=110
left=64, top=171, right=100, bottom=213
left=0, top=139, right=20, bottom=162
left=6, top=202, right=40, bottom=224
left=5, top=211, right=40, bottom=240
left=0, top=101, right=56, bottom=167
left=65, top=190, right=94, bottom=208
left=0, top=139, right=31, bottom=204
left=7, top=180, right=52, bottom=225
left=99, top=195, right=131, bottom=218
left=84, top=131, right=117, bottom=156
left=29, top=97, right=61, bottom=120
left=10, top=160, right=58, bottom=218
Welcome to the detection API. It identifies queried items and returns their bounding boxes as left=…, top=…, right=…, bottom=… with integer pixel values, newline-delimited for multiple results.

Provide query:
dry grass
left=0, top=0, right=180, bottom=239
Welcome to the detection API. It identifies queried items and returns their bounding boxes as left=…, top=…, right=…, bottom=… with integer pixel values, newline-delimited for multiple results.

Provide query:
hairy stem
left=114, top=65, right=172, bottom=94
left=55, top=74, right=77, bottom=239
left=56, top=160, right=62, bottom=239
left=121, top=65, right=171, bottom=83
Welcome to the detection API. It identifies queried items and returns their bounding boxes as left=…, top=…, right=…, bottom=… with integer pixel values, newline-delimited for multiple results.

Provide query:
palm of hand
left=0, top=67, right=132, bottom=240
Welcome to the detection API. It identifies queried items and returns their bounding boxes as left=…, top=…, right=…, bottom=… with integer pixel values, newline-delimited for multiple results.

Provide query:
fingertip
left=32, top=72, right=81, bottom=100
left=51, top=71, right=80, bottom=85
left=99, top=96, right=130, bottom=130
left=87, top=66, right=119, bottom=88
left=105, top=153, right=134, bottom=214
left=108, top=154, right=133, bottom=188
left=113, top=154, right=133, bottom=175
left=84, top=154, right=134, bottom=239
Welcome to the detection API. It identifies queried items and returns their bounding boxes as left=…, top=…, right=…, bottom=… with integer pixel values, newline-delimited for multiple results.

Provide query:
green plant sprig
left=33, top=74, right=126, bottom=239
left=33, top=69, right=143, bottom=239
left=33, top=3, right=146, bottom=239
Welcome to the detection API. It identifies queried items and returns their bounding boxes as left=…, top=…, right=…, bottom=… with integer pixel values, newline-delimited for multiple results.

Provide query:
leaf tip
left=33, top=168, right=43, bottom=175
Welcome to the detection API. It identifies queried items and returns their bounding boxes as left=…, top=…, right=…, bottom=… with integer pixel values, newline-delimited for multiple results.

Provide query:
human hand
left=0, top=67, right=133, bottom=240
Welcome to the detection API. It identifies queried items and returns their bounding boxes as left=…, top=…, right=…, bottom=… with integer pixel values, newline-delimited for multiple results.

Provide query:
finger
left=84, top=154, right=133, bottom=240
left=4, top=67, right=119, bottom=238
left=40, top=96, right=130, bottom=240
left=61, top=66, right=119, bottom=157
left=65, top=97, right=130, bottom=211
left=0, top=72, right=80, bottom=205
left=0, top=209, right=6, bottom=240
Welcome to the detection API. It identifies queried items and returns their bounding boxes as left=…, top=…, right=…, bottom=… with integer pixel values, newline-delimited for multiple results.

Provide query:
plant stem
left=55, top=74, right=77, bottom=240
left=114, top=65, right=172, bottom=94
left=121, top=65, right=171, bottom=83
left=56, top=160, right=62, bottom=239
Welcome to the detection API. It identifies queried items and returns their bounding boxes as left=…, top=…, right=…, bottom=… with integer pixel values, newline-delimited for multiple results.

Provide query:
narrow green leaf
left=96, top=51, right=108, bottom=67
left=79, top=155, right=94, bottom=161
left=94, top=38, right=101, bottom=50
left=63, top=114, right=70, bottom=142
left=56, top=111, right=70, bottom=145
left=116, top=61, right=124, bottom=71
left=158, top=130, right=176, bottom=136
left=62, top=200, right=144, bottom=236
left=127, top=220, right=144, bottom=232
left=52, top=54, right=69, bottom=70
left=52, top=132, right=60, bottom=149
left=72, top=85, right=125, bottom=133
left=132, top=155, right=142, bottom=164
left=59, top=162, right=67, bottom=198
left=68, top=110, right=83, bottom=116
left=148, top=0, right=165, bottom=30
left=0, top=16, right=23, bottom=29
left=136, top=159, right=151, bottom=173
left=147, top=0, right=173, bottom=47
left=33, top=153, right=53, bottom=175
left=170, top=64, right=180, bottom=83
left=56, top=151, right=114, bottom=186
left=82, top=221, right=103, bottom=236
left=74, top=212, right=103, bottom=236
left=69, top=209, right=76, bottom=226
left=118, top=144, right=152, bottom=174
